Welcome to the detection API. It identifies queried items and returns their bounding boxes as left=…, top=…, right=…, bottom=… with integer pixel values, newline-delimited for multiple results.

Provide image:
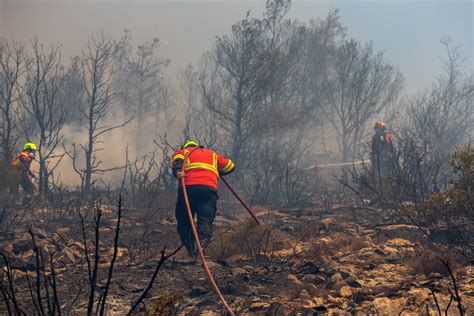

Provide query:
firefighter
left=12, top=143, right=37, bottom=201
left=171, top=140, right=235, bottom=258
left=371, top=121, right=396, bottom=176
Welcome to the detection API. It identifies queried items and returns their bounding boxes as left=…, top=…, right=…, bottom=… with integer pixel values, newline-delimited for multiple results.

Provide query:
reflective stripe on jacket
left=171, top=147, right=235, bottom=189
left=12, top=151, right=32, bottom=174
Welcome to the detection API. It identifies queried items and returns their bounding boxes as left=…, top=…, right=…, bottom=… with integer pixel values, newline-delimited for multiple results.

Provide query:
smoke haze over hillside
left=0, top=0, right=472, bottom=188
left=1, top=0, right=472, bottom=93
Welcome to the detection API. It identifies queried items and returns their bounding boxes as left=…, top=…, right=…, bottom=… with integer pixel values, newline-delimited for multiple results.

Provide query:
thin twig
left=79, top=212, right=92, bottom=284
left=0, top=282, right=13, bottom=316
left=0, top=252, right=24, bottom=315
left=25, top=272, right=40, bottom=315
left=127, top=245, right=182, bottom=315
left=445, top=291, right=454, bottom=315
left=39, top=248, right=52, bottom=315
left=439, top=258, right=464, bottom=316
left=99, top=195, right=123, bottom=316
left=430, top=288, right=442, bottom=316
left=49, top=253, right=61, bottom=316
left=29, top=227, right=45, bottom=316
left=67, top=284, right=83, bottom=314
left=87, top=206, right=102, bottom=316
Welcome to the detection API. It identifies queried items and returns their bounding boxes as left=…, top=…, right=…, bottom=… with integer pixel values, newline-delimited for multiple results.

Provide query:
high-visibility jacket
left=171, top=147, right=235, bottom=189
left=12, top=151, right=33, bottom=176
left=371, top=131, right=396, bottom=163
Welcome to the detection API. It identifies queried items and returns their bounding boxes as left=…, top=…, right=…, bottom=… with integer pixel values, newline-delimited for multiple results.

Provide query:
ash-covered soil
left=1, top=202, right=472, bottom=315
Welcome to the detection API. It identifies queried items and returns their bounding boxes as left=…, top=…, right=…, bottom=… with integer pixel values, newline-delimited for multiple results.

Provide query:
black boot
left=185, top=242, right=198, bottom=260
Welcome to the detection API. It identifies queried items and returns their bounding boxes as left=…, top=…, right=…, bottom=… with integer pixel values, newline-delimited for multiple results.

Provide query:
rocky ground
left=1, top=201, right=473, bottom=315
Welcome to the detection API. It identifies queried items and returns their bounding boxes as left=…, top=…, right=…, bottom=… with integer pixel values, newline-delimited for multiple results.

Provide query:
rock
left=345, top=276, right=362, bottom=288
left=12, top=240, right=31, bottom=254
left=314, top=275, right=326, bottom=284
left=329, top=271, right=343, bottom=282
left=205, top=261, right=219, bottom=269
left=302, top=299, right=317, bottom=308
left=221, top=285, right=239, bottom=296
left=380, top=224, right=424, bottom=241
left=321, top=217, right=338, bottom=231
left=190, top=287, right=208, bottom=296
left=63, top=249, right=76, bottom=263
left=33, top=229, right=48, bottom=239
left=118, top=283, right=144, bottom=293
left=327, top=294, right=346, bottom=304
left=302, top=274, right=326, bottom=285
left=372, top=297, right=406, bottom=314
left=249, top=301, right=270, bottom=310
left=339, top=267, right=357, bottom=278
left=407, top=287, right=431, bottom=304
left=366, top=279, right=378, bottom=287
left=196, top=299, right=216, bottom=307
left=313, top=305, right=328, bottom=312
left=313, top=297, right=324, bottom=306
left=287, top=274, right=304, bottom=287
left=297, top=261, right=320, bottom=274
left=274, top=244, right=302, bottom=257
left=365, top=263, right=377, bottom=270
left=372, top=285, right=400, bottom=298
left=384, top=238, right=414, bottom=248
left=340, top=286, right=352, bottom=297
left=299, top=289, right=310, bottom=300
left=373, top=248, right=386, bottom=256
left=265, top=302, right=284, bottom=315
left=200, top=310, right=219, bottom=316
left=382, top=246, right=399, bottom=255
left=231, top=267, right=248, bottom=276
left=351, top=291, right=371, bottom=304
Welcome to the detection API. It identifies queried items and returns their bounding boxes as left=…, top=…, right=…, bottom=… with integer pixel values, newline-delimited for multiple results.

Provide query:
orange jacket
left=171, top=147, right=235, bottom=189
left=12, top=151, right=33, bottom=176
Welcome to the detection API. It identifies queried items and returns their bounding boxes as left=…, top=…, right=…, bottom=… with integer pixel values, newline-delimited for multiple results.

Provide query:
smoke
left=52, top=111, right=183, bottom=188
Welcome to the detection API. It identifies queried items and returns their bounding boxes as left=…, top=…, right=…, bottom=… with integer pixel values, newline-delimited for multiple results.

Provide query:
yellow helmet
left=23, top=142, right=37, bottom=151
left=182, top=140, right=200, bottom=148
left=374, top=121, right=386, bottom=129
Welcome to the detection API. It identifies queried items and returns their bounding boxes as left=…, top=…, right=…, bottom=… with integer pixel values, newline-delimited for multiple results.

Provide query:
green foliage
left=418, top=146, right=473, bottom=219
left=413, top=146, right=473, bottom=257
left=450, top=146, right=473, bottom=192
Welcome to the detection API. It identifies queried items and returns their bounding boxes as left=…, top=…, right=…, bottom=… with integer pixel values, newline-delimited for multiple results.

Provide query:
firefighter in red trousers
left=12, top=142, right=37, bottom=203
left=171, top=141, right=235, bottom=258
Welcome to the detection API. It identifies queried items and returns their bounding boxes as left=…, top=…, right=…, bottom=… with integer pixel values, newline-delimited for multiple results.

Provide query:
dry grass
left=305, top=233, right=371, bottom=260
left=207, top=219, right=286, bottom=262
left=145, top=292, right=179, bottom=315
left=298, top=222, right=324, bottom=241
left=406, top=249, right=464, bottom=277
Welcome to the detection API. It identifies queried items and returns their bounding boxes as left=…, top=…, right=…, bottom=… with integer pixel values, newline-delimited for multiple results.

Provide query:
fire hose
left=181, top=149, right=261, bottom=315
left=221, top=177, right=260, bottom=225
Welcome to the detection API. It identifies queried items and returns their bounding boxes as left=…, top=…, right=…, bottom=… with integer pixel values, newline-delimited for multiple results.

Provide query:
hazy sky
left=0, top=0, right=472, bottom=93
